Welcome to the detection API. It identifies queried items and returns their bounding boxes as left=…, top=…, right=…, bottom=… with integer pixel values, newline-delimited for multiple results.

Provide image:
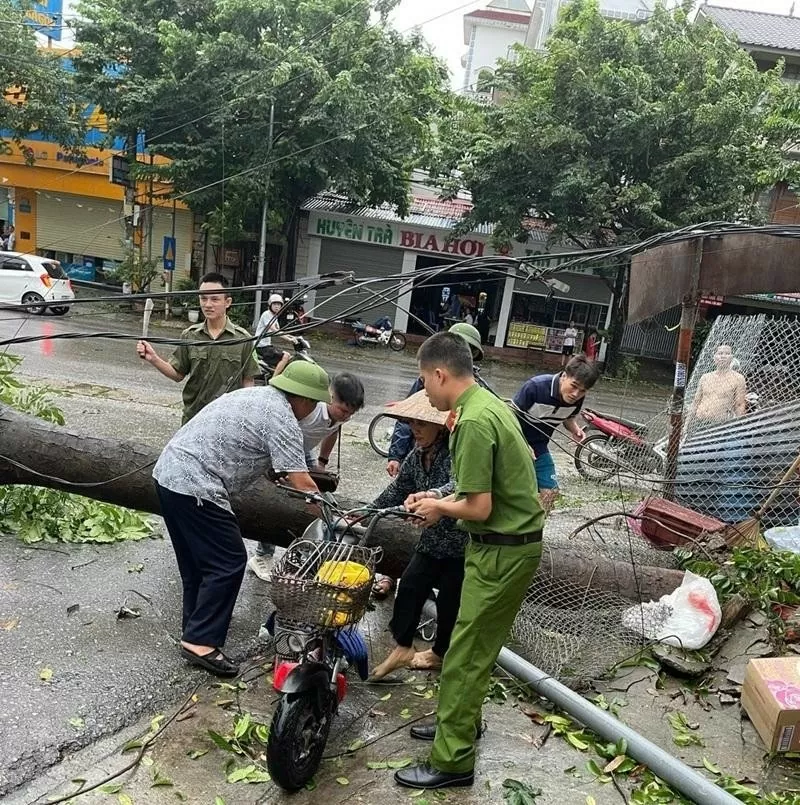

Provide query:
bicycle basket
left=267, top=539, right=383, bottom=628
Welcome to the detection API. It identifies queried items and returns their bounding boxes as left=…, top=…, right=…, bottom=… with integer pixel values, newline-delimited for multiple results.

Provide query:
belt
left=470, top=531, right=542, bottom=546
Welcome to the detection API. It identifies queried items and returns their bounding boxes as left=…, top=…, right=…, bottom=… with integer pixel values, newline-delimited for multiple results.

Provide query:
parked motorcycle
left=346, top=316, right=406, bottom=352
left=263, top=488, right=420, bottom=791
left=574, top=408, right=665, bottom=483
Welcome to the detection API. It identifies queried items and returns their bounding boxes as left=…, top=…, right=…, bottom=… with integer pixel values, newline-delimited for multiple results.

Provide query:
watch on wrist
left=318, top=456, right=329, bottom=466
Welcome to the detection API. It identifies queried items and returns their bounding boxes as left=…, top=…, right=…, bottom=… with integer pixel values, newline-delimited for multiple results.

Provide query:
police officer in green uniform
left=396, top=331, right=545, bottom=791
left=137, top=272, right=259, bottom=424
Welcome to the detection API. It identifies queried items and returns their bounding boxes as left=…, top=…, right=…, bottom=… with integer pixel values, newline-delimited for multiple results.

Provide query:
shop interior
left=407, top=254, right=502, bottom=341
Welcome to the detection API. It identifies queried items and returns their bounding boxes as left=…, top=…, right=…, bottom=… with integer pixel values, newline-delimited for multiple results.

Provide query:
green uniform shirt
left=449, top=384, right=544, bottom=536
left=169, top=318, right=259, bottom=424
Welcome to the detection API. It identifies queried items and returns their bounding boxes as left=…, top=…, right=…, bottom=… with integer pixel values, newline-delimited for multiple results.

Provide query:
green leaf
left=336, top=777, right=350, bottom=785
left=100, top=783, right=123, bottom=794
left=387, top=758, right=413, bottom=770
left=151, top=769, right=173, bottom=787
left=226, top=765, right=256, bottom=784
left=347, top=739, right=365, bottom=752
left=187, top=749, right=208, bottom=760
left=39, top=667, right=53, bottom=682
left=68, top=717, right=85, bottom=730
left=118, top=794, right=133, bottom=805
left=304, top=778, right=317, bottom=791
left=702, top=757, right=721, bottom=775
left=565, top=732, right=590, bottom=751
left=367, top=761, right=388, bottom=770
left=380, top=693, right=392, bottom=701
left=214, top=798, right=226, bottom=805
left=501, top=778, right=542, bottom=804
left=207, top=730, right=236, bottom=753
left=399, top=708, right=412, bottom=719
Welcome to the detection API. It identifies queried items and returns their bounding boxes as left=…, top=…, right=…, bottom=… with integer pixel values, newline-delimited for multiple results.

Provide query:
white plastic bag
left=622, top=571, right=722, bottom=650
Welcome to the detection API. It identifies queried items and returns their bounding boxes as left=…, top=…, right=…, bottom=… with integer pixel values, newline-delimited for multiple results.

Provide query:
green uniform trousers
left=429, top=538, right=542, bottom=773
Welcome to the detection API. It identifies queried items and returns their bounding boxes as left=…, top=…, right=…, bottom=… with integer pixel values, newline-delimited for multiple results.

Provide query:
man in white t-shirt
left=561, top=321, right=578, bottom=367
left=248, top=370, right=365, bottom=579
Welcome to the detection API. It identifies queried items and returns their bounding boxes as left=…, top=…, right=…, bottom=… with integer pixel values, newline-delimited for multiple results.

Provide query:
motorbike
left=284, top=295, right=309, bottom=327
left=255, top=334, right=313, bottom=384
left=346, top=316, right=406, bottom=352
left=573, top=408, right=665, bottom=483
left=574, top=393, right=762, bottom=484
left=263, top=488, right=420, bottom=791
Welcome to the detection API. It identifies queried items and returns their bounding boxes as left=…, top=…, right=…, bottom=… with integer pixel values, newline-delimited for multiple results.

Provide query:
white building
left=461, top=0, right=532, bottom=97
left=528, top=0, right=654, bottom=51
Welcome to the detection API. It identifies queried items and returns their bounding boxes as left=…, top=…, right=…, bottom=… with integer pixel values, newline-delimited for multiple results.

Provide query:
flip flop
left=180, top=646, right=239, bottom=678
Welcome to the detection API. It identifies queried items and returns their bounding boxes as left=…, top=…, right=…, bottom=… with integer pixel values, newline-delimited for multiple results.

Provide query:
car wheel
left=51, top=306, right=69, bottom=316
left=21, top=292, right=46, bottom=315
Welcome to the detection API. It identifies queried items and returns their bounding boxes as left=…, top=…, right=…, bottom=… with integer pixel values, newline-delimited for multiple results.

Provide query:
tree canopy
left=431, top=0, right=800, bottom=368
left=441, top=0, right=800, bottom=247
left=0, top=0, right=85, bottom=153
left=73, top=0, right=450, bottom=239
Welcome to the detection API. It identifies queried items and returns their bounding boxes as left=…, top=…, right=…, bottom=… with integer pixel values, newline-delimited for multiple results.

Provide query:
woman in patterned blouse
left=370, top=391, right=467, bottom=679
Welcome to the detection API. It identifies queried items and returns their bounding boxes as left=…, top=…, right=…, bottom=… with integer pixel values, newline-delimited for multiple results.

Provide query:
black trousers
left=390, top=550, right=465, bottom=658
left=155, top=482, right=247, bottom=648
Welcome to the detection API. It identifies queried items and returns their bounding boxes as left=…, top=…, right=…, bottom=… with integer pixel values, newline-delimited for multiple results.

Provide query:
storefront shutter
left=313, top=239, right=404, bottom=326
left=36, top=193, right=127, bottom=262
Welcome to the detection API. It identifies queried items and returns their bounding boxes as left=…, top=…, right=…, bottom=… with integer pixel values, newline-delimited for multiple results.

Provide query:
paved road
left=0, top=302, right=671, bottom=797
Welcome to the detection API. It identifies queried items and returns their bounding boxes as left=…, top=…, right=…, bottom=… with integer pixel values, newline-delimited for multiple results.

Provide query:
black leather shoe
left=410, top=721, right=486, bottom=742
left=394, top=763, right=474, bottom=790
left=180, top=646, right=239, bottom=677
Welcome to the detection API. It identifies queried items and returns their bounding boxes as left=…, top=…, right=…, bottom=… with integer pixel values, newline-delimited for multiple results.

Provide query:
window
left=42, top=261, right=68, bottom=280
left=0, top=257, right=30, bottom=271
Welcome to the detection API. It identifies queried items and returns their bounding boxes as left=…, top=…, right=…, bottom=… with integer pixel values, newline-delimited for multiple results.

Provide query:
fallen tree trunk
left=0, top=405, right=685, bottom=600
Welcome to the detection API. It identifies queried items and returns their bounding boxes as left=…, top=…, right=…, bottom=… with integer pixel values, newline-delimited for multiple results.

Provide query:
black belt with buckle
left=471, top=531, right=543, bottom=546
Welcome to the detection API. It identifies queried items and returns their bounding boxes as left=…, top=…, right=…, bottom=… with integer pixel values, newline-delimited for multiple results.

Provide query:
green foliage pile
left=0, top=354, right=154, bottom=544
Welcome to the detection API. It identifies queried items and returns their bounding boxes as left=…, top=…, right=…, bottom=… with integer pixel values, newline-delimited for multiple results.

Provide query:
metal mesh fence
left=675, top=314, right=800, bottom=529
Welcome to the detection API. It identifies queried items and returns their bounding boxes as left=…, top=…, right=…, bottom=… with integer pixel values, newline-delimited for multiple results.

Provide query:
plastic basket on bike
left=267, top=539, right=382, bottom=628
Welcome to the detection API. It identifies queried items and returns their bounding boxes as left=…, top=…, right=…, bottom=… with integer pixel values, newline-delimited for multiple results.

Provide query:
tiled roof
left=301, top=192, right=550, bottom=239
left=464, top=9, right=531, bottom=27
left=700, top=5, right=800, bottom=53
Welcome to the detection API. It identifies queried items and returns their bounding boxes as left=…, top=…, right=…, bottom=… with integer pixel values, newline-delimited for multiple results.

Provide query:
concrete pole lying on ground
left=496, top=647, right=741, bottom=805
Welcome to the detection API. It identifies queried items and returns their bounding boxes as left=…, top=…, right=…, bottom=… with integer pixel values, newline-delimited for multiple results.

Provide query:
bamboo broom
left=722, top=453, right=800, bottom=550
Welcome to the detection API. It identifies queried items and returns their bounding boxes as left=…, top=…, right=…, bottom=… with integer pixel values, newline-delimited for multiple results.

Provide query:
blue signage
left=163, top=236, right=176, bottom=271
left=23, top=0, right=63, bottom=41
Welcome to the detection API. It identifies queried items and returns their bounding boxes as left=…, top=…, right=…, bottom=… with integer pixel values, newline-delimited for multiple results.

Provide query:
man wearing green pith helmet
left=153, top=361, right=329, bottom=678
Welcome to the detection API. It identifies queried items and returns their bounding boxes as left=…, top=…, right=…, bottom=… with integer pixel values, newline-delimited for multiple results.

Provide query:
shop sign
left=24, top=0, right=63, bottom=41
left=310, top=212, right=494, bottom=258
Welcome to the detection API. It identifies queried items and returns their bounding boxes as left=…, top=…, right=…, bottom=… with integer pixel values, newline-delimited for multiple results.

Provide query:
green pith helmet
left=448, top=322, right=484, bottom=361
left=270, top=361, right=331, bottom=403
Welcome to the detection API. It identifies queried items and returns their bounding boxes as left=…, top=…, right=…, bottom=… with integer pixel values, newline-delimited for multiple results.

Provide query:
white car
left=0, top=251, right=75, bottom=315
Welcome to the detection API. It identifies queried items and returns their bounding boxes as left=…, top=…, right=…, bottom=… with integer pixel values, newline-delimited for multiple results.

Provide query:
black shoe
left=180, top=646, right=239, bottom=677
left=410, top=721, right=486, bottom=742
left=394, top=763, right=474, bottom=790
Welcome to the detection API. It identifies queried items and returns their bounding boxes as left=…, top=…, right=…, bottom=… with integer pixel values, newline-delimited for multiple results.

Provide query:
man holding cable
left=136, top=272, right=258, bottom=424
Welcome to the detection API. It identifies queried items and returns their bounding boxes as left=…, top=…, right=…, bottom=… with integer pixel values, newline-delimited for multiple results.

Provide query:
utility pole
left=664, top=237, right=704, bottom=497
left=252, top=98, right=275, bottom=332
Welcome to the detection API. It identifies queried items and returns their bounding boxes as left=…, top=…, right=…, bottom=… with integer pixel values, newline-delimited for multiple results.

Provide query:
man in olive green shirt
left=396, top=331, right=544, bottom=792
left=137, top=272, right=259, bottom=424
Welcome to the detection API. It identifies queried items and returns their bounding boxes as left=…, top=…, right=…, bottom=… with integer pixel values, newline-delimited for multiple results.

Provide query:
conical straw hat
left=383, top=390, right=448, bottom=426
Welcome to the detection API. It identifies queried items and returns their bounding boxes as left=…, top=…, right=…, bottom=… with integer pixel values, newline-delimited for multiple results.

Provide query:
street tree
left=73, top=0, right=449, bottom=266
left=0, top=0, right=85, bottom=154
left=432, top=0, right=800, bottom=371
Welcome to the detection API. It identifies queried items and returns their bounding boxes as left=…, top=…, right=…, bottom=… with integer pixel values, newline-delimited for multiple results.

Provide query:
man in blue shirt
left=512, top=355, right=600, bottom=509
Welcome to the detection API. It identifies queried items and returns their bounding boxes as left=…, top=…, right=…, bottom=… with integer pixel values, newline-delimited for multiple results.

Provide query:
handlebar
left=279, top=486, right=423, bottom=521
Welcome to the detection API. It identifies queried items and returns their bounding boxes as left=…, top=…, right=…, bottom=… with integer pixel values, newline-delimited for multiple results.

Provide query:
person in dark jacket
left=370, top=391, right=466, bottom=679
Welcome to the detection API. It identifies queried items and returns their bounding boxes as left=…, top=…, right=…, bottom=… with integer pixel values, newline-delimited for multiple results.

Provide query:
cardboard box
left=741, top=658, right=800, bottom=752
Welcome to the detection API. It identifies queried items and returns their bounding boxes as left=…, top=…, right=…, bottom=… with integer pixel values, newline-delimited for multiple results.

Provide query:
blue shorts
left=534, top=452, right=559, bottom=490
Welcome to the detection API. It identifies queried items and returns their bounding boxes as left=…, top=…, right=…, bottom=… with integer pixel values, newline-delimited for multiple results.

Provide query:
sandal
left=180, top=646, right=239, bottom=678
left=372, top=576, right=396, bottom=600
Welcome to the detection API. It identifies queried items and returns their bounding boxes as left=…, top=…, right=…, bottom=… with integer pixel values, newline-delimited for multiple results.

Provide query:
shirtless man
left=688, top=343, right=746, bottom=432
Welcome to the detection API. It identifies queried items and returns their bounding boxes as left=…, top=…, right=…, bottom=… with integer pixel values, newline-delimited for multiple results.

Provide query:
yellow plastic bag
left=315, top=560, right=370, bottom=588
